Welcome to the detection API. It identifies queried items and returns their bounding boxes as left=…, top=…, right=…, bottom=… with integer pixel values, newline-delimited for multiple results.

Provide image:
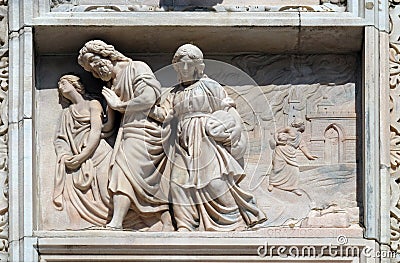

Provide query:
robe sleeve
left=54, top=109, right=72, bottom=160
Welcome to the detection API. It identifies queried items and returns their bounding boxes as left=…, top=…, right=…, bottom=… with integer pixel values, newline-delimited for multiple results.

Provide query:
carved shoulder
left=88, top=100, right=103, bottom=119
left=88, top=100, right=102, bottom=111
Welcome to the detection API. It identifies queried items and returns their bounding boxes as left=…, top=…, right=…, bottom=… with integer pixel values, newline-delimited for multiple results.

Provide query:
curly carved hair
left=77, top=40, right=128, bottom=72
left=172, top=44, right=204, bottom=64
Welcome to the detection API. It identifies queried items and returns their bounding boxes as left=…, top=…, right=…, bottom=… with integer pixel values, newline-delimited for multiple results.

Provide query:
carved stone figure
left=78, top=40, right=172, bottom=230
left=151, top=44, right=267, bottom=231
left=53, top=75, right=112, bottom=226
left=268, top=118, right=317, bottom=196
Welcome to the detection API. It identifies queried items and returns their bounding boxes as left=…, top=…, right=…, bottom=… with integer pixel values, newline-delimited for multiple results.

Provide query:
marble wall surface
left=3, top=0, right=392, bottom=261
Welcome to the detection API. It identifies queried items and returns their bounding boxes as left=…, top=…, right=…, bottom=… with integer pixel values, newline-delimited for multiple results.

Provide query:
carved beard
left=97, top=60, right=113, bottom=82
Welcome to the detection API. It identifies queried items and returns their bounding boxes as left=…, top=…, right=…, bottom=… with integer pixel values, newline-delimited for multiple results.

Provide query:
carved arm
left=102, top=84, right=157, bottom=113
left=64, top=101, right=103, bottom=169
left=299, top=142, right=318, bottom=160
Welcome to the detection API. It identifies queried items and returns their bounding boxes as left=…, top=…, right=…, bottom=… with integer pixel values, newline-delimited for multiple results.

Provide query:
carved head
left=172, top=44, right=205, bottom=84
left=58, top=74, right=85, bottom=102
left=78, top=40, right=127, bottom=82
left=291, top=117, right=305, bottom=132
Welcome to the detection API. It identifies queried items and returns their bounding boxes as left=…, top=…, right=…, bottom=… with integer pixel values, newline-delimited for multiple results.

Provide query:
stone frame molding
left=5, top=0, right=392, bottom=261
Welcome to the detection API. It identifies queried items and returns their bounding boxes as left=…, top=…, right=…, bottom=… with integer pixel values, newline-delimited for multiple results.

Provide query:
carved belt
left=179, top=112, right=210, bottom=122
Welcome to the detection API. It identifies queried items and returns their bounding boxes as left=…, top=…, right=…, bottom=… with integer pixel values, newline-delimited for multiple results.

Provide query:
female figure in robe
left=53, top=74, right=112, bottom=226
left=268, top=118, right=317, bottom=196
left=152, top=44, right=267, bottom=231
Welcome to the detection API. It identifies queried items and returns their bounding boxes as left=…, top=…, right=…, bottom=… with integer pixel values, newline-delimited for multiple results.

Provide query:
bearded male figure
left=78, top=40, right=172, bottom=230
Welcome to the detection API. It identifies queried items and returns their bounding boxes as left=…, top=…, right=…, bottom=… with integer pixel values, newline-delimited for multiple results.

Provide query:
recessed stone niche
left=50, top=0, right=346, bottom=12
left=53, top=0, right=320, bottom=6
left=35, top=27, right=363, bottom=234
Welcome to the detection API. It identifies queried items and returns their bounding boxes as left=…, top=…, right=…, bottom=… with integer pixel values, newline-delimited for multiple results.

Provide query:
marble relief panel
left=37, top=44, right=360, bottom=232
left=210, top=54, right=359, bottom=228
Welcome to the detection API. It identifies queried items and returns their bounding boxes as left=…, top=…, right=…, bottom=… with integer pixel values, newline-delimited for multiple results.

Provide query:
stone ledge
left=34, top=227, right=364, bottom=239
left=38, top=255, right=363, bottom=262
left=33, top=11, right=364, bottom=27
left=34, top=230, right=374, bottom=262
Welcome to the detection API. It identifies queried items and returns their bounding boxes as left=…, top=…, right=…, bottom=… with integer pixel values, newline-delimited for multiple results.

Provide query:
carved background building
left=2, top=0, right=396, bottom=262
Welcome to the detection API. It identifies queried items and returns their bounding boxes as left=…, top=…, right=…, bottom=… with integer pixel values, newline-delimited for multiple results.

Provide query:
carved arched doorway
left=324, top=124, right=343, bottom=164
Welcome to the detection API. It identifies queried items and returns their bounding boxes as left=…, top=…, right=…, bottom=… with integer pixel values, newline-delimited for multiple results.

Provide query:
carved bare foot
left=268, top=185, right=274, bottom=192
left=177, top=227, right=190, bottom=232
left=235, top=225, right=247, bottom=231
left=162, top=223, right=174, bottom=231
left=161, top=211, right=174, bottom=231
left=248, top=217, right=268, bottom=229
left=87, top=225, right=108, bottom=230
left=105, top=222, right=123, bottom=230
left=106, top=194, right=130, bottom=230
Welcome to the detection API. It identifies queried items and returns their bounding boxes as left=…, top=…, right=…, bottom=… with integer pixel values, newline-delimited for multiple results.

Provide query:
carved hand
left=308, top=155, right=319, bottom=160
left=102, top=87, right=123, bottom=111
left=64, top=155, right=83, bottom=170
left=58, top=154, right=72, bottom=164
left=164, top=109, right=175, bottom=123
left=206, top=119, right=230, bottom=142
left=226, top=124, right=241, bottom=144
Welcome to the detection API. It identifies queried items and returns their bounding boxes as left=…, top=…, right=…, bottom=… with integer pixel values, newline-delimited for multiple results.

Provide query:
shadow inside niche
left=159, top=0, right=223, bottom=7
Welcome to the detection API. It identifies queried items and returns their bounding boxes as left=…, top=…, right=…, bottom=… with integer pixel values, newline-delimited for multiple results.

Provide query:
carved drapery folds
left=50, top=40, right=359, bottom=231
